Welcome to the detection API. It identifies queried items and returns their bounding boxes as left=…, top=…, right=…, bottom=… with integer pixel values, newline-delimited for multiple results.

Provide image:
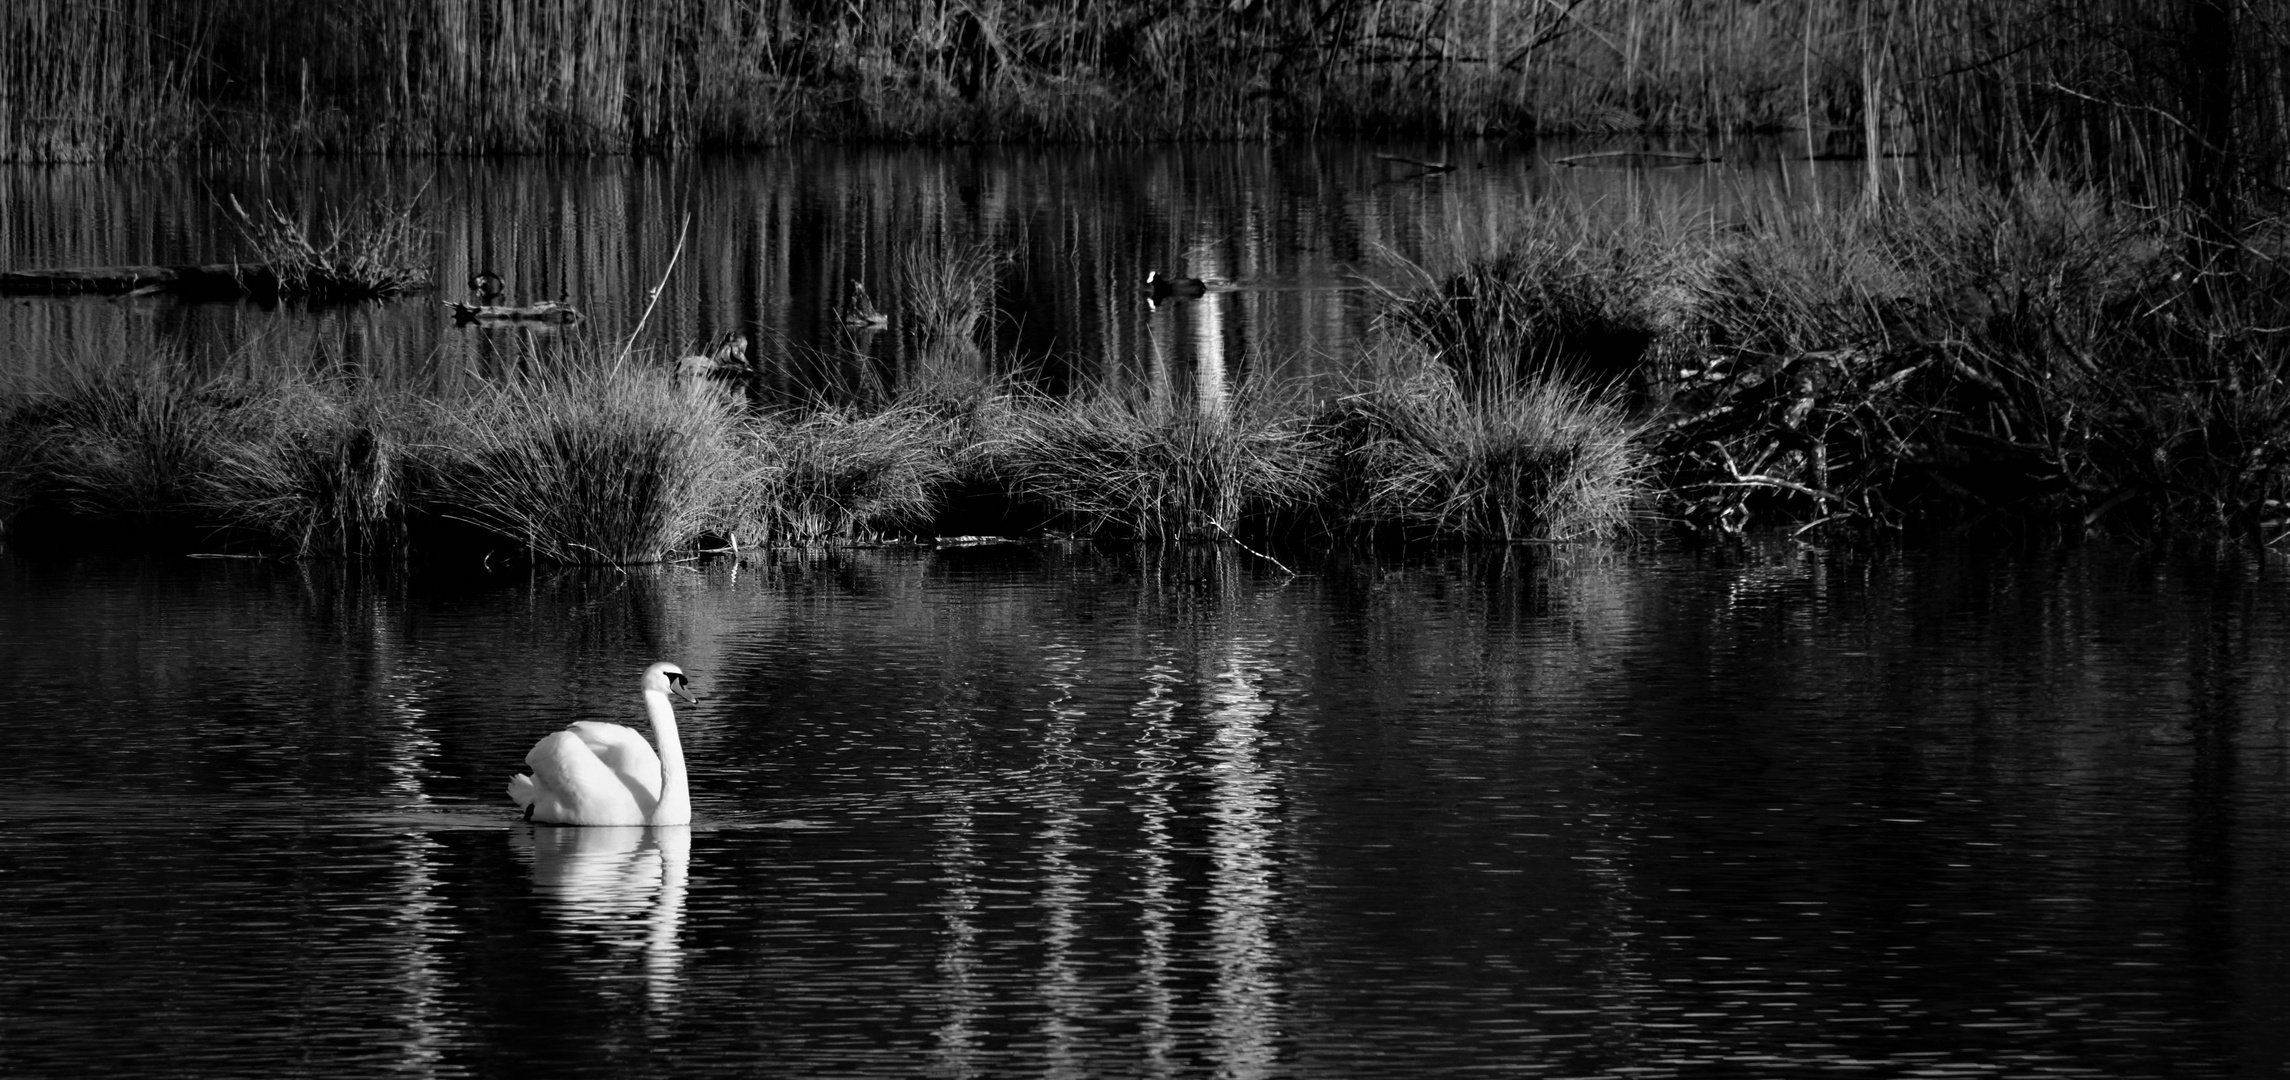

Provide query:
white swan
left=507, top=661, right=695, bottom=826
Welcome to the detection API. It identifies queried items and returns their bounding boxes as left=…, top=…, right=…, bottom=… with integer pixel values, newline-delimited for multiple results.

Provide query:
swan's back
left=517, top=728, right=648, bottom=825
left=562, top=721, right=664, bottom=805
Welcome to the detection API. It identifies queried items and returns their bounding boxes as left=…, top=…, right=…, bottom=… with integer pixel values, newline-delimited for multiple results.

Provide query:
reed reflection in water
left=1, top=543, right=2286, bottom=1077
left=0, top=142, right=1865, bottom=399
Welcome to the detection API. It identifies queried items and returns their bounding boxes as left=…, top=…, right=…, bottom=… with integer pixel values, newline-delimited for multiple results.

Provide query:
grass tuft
left=12, top=365, right=228, bottom=524
left=737, top=405, right=960, bottom=546
left=204, top=377, right=417, bottom=557
left=225, top=192, right=433, bottom=301
left=974, top=384, right=1326, bottom=541
left=424, top=362, right=746, bottom=564
left=1323, top=360, right=1646, bottom=542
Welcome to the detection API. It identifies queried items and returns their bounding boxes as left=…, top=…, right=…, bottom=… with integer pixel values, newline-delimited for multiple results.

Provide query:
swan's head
left=644, top=661, right=697, bottom=704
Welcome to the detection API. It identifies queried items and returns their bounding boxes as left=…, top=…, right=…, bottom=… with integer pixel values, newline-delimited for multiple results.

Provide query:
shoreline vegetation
left=0, top=337, right=1643, bottom=564
left=9, top=183, right=2290, bottom=561
left=4, top=1, right=2288, bottom=560
left=0, top=0, right=2279, bottom=167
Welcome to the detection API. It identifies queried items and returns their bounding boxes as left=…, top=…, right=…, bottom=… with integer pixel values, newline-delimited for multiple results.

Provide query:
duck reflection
left=515, top=825, right=691, bottom=1011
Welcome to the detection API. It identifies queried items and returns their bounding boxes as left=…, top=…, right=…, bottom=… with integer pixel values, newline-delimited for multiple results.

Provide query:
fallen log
left=0, top=263, right=430, bottom=301
left=1552, top=150, right=1721, bottom=168
left=0, top=264, right=283, bottom=299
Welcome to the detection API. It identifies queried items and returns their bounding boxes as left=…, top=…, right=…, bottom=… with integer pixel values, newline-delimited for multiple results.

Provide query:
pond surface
left=2, top=139, right=1862, bottom=402
left=3, top=541, right=2287, bottom=1078
left=5, top=143, right=2284, bottom=1077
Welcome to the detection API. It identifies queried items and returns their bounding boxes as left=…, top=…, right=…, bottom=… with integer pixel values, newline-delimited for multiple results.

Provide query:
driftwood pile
left=1649, top=298, right=2081, bottom=538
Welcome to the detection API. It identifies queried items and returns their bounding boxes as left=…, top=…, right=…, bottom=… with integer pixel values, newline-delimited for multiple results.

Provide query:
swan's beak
left=669, top=673, right=699, bottom=704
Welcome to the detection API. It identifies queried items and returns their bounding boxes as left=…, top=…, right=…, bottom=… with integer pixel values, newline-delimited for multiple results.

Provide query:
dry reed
left=204, top=376, right=418, bottom=557
left=1327, top=360, right=1646, bottom=542
left=734, top=405, right=960, bottom=546
left=424, top=362, right=749, bottom=564
left=225, top=192, right=434, bottom=301
left=972, top=384, right=1327, bottom=541
left=12, top=0, right=2280, bottom=226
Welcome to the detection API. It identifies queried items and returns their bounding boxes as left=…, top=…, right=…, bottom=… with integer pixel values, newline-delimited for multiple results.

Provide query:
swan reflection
left=516, top=825, right=691, bottom=1010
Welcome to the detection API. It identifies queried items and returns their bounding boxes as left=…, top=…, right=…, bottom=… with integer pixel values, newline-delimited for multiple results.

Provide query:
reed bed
left=12, top=0, right=2282, bottom=227
left=1374, top=219, right=1701, bottom=395
left=1, top=337, right=1651, bottom=559
left=29, top=183, right=2290, bottom=555
left=1651, top=186, right=2290, bottom=541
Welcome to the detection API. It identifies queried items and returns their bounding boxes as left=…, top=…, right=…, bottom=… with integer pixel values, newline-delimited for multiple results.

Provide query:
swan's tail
left=506, top=772, right=538, bottom=811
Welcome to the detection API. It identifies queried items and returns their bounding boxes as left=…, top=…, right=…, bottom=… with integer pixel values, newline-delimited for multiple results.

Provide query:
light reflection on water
left=1, top=543, right=2287, bottom=1077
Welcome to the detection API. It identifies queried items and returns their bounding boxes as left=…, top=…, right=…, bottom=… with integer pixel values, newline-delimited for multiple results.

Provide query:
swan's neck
left=644, top=689, right=691, bottom=825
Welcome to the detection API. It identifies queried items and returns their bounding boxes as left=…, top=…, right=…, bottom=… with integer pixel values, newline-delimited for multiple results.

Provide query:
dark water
left=4, top=142, right=2282, bottom=1076
left=1, top=140, right=1861, bottom=401
left=3, top=541, right=2287, bottom=1078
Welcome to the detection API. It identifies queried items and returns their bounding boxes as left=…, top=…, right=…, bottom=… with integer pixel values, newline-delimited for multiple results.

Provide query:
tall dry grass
left=224, top=192, right=434, bottom=301
left=971, top=383, right=1327, bottom=542
left=424, top=362, right=750, bottom=564
left=10, top=364, right=228, bottom=524
left=13, top=0, right=2280, bottom=227
left=1325, top=360, right=1646, bottom=542
left=735, top=405, right=960, bottom=546
left=205, top=376, right=419, bottom=557
left=1648, top=182, right=2290, bottom=541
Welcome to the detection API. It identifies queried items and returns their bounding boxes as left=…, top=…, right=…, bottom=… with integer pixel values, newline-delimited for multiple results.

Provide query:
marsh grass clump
left=203, top=377, right=417, bottom=557
left=738, top=405, right=959, bottom=546
left=225, top=193, right=433, bottom=301
left=425, top=363, right=746, bottom=564
left=896, top=239, right=1014, bottom=355
left=1648, top=184, right=2290, bottom=542
left=975, top=386, right=1324, bottom=541
left=2054, top=251, right=2290, bottom=541
left=1323, top=361, right=1646, bottom=543
left=1379, top=238, right=1679, bottom=393
left=1656, top=193, right=2130, bottom=534
left=6, top=365, right=231, bottom=528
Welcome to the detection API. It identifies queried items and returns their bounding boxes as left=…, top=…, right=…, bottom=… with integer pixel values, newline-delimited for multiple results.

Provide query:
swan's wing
left=520, top=728, right=645, bottom=825
left=565, top=721, right=665, bottom=807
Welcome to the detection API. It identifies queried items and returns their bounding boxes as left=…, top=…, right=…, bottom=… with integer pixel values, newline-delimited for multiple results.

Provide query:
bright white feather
left=508, top=662, right=695, bottom=826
